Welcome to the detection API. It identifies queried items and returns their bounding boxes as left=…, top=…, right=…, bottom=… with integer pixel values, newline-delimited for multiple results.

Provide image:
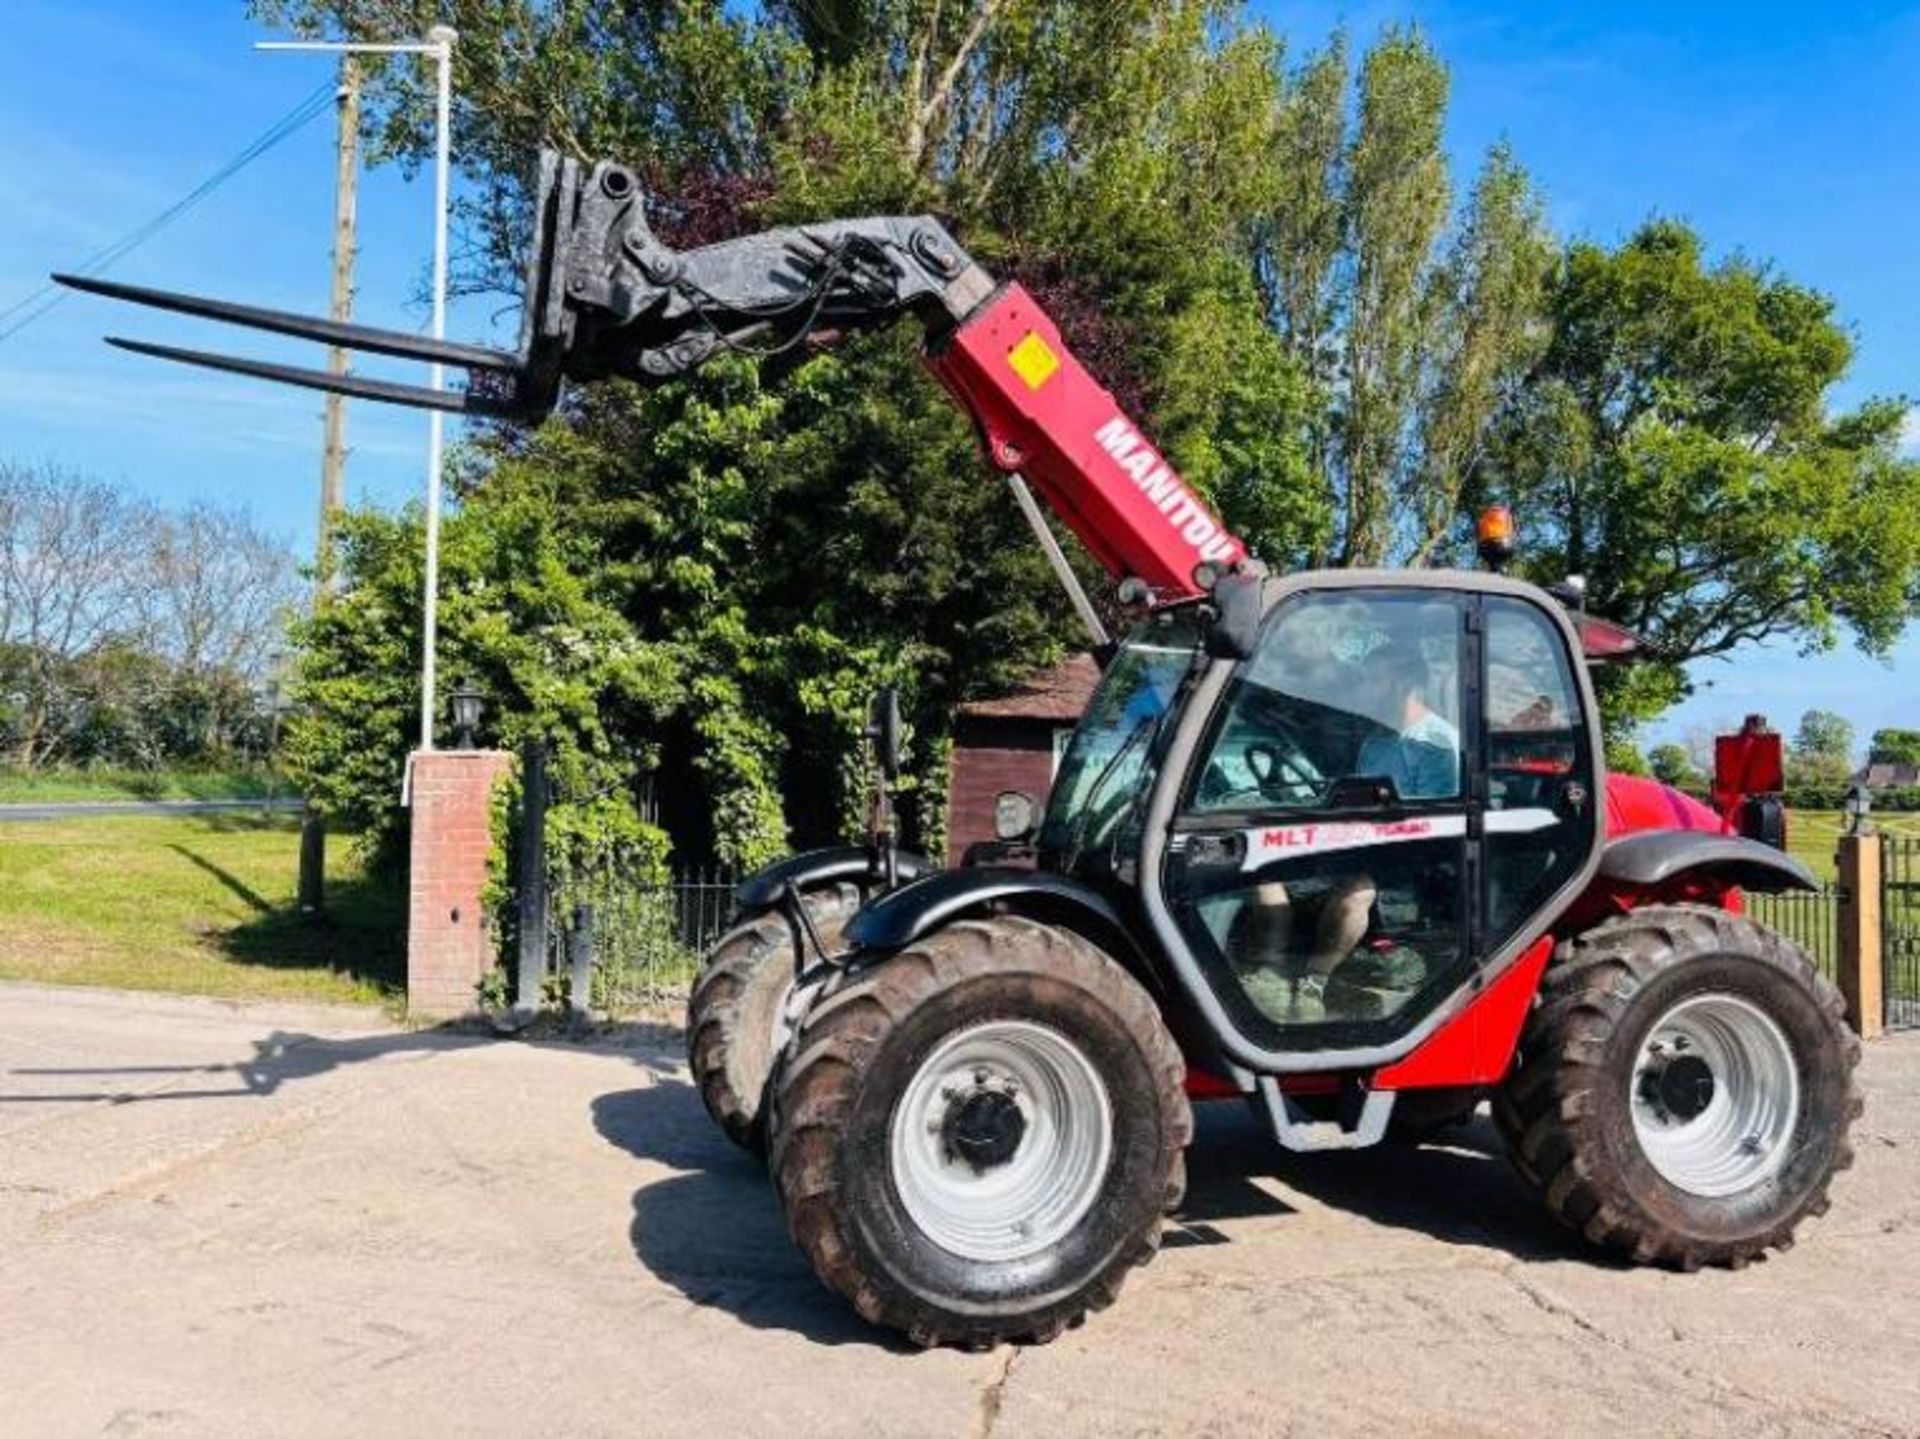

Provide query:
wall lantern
left=449, top=685, right=487, bottom=751
left=1843, top=782, right=1874, bottom=837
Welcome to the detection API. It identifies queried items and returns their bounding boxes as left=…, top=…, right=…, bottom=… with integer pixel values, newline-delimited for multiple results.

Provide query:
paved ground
left=3, top=981, right=1917, bottom=1438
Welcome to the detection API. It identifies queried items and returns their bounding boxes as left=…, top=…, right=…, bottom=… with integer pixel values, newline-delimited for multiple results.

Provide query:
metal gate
left=1746, top=885, right=1840, bottom=981
left=1884, top=836, right=1920, bottom=1031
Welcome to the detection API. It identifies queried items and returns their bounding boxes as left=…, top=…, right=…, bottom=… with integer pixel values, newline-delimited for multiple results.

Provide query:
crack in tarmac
left=975, top=1346, right=1021, bottom=1439
left=1500, top=1265, right=1899, bottom=1437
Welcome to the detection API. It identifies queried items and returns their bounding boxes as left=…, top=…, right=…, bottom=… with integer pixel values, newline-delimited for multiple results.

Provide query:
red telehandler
left=62, top=150, right=1860, bottom=1349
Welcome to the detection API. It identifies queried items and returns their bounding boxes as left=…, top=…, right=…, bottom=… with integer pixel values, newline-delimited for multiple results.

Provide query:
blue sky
left=1, top=2, right=1915, bottom=755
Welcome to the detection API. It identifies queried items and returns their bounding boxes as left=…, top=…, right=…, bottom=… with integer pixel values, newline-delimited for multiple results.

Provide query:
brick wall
left=948, top=716, right=1064, bottom=862
left=407, top=749, right=512, bottom=1019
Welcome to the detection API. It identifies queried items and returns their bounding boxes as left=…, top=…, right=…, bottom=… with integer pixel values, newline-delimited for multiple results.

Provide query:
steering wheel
left=1199, top=715, right=1323, bottom=808
left=1244, top=739, right=1321, bottom=802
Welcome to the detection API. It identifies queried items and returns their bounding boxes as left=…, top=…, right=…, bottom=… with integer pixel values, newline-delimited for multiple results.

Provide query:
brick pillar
left=407, top=748, right=512, bottom=1020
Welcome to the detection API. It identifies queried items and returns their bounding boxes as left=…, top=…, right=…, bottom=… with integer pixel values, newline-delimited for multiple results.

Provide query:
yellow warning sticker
left=1007, top=331, right=1060, bottom=390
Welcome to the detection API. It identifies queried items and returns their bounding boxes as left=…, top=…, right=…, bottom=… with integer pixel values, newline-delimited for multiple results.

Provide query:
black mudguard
left=733, top=845, right=934, bottom=912
left=1599, top=831, right=1818, bottom=894
left=844, top=865, right=1245, bottom=1093
left=844, top=867, right=1162, bottom=985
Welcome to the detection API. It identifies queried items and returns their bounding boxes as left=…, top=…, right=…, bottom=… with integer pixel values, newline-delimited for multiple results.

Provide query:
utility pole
left=297, top=55, right=362, bottom=922
left=317, top=55, right=360, bottom=594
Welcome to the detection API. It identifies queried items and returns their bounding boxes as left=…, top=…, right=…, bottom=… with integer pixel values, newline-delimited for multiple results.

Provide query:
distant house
left=1855, top=762, right=1920, bottom=789
left=947, top=653, right=1100, bottom=862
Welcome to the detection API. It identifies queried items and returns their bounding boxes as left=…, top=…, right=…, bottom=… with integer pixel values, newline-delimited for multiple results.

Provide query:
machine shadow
left=1180, top=1099, right=1594, bottom=1265
left=591, top=1079, right=909, bottom=1350
left=594, top=1076, right=1596, bottom=1351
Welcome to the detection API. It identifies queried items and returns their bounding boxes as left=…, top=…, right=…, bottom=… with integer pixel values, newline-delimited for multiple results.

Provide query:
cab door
left=1159, top=583, right=1600, bottom=1055
left=1165, top=588, right=1476, bottom=1051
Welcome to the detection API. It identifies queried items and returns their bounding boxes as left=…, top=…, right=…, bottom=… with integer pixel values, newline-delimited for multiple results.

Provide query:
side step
left=1256, top=1078, right=1395, bottom=1153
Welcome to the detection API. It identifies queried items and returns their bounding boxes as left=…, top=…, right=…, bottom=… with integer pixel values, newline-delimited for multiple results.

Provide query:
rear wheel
left=770, top=916, right=1190, bottom=1348
left=1495, top=904, right=1861, bottom=1268
left=687, top=882, right=861, bottom=1159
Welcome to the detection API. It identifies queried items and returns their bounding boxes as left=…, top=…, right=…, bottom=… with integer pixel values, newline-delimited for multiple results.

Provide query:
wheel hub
left=889, top=1020, right=1114, bottom=1263
left=1629, top=993, right=1801, bottom=1198
left=1639, top=1050, right=1716, bottom=1123
left=943, top=1085, right=1028, bottom=1172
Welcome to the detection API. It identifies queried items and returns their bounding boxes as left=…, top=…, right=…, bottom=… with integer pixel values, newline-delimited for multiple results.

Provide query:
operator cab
left=1040, top=574, right=1603, bottom=1057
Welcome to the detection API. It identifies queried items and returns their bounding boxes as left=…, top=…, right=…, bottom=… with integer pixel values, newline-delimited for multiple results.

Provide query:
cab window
left=1191, top=593, right=1462, bottom=813
left=1483, top=596, right=1594, bottom=948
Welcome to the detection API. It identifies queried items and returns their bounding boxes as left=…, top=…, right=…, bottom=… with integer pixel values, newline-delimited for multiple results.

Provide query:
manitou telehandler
left=64, top=149, right=1860, bottom=1350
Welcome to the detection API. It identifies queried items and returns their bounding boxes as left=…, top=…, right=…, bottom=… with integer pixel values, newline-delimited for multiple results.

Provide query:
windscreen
left=1038, top=610, right=1203, bottom=862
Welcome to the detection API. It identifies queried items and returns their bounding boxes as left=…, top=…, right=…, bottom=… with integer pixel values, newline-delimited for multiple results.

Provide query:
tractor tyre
left=687, top=882, right=862, bottom=1160
left=769, top=915, right=1190, bottom=1348
left=1495, top=903, right=1861, bottom=1269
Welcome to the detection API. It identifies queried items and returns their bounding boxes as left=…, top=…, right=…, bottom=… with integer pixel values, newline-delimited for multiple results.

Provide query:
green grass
left=0, top=766, right=280, bottom=804
left=0, top=814, right=401, bottom=1006
left=1787, top=810, right=1920, bottom=883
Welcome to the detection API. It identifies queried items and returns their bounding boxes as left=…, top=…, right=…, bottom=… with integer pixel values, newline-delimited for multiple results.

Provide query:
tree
left=254, top=0, right=1317, bottom=862
left=1787, top=708, right=1855, bottom=788
left=0, top=462, right=154, bottom=765
left=1255, top=31, right=1554, bottom=566
left=1648, top=741, right=1701, bottom=791
left=0, top=461, right=298, bottom=769
left=1482, top=221, right=1920, bottom=728
left=1869, top=729, right=1920, bottom=768
left=1794, top=709, right=1854, bottom=763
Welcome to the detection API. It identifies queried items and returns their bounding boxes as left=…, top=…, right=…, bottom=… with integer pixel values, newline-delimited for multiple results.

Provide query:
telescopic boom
left=58, top=150, right=1245, bottom=600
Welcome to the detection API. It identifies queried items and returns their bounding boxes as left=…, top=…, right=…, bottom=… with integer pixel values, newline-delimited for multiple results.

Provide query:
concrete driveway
left=3, top=981, right=1916, bottom=1438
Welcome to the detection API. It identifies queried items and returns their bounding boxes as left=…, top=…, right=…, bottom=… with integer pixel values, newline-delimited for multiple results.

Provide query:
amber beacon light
left=1476, top=505, right=1517, bottom=573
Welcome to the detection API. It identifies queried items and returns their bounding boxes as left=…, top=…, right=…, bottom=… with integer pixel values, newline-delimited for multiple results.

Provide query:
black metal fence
left=1884, top=837, right=1920, bottom=1031
left=539, top=864, right=739, bottom=1013
left=1746, top=885, right=1840, bottom=981
left=501, top=742, right=744, bottom=1016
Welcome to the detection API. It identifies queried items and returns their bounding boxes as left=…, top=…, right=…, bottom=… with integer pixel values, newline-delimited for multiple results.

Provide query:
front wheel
left=770, top=916, right=1190, bottom=1348
left=687, top=882, right=862, bottom=1159
left=1495, top=904, right=1862, bottom=1268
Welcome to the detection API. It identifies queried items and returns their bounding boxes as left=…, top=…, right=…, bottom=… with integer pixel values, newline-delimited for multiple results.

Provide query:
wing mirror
left=993, top=790, right=1038, bottom=841
left=1204, top=570, right=1263, bottom=660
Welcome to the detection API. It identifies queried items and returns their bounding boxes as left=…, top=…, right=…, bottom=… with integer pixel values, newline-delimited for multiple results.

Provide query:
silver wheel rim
left=889, top=1020, right=1113, bottom=1263
left=1629, top=993, right=1801, bottom=1198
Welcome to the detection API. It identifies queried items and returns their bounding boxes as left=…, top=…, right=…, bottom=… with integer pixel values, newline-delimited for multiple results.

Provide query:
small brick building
left=947, top=653, right=1099, bottom=862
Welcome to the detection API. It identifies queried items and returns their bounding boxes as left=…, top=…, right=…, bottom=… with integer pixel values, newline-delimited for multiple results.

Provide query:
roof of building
left=958, top=653, right=1101, bottom=723
left=1856, top=762, right=1920, bottom=788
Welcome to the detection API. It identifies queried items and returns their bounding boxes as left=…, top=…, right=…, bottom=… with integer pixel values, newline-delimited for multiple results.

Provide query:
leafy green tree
left=1869, top=729, right=1920, bottom=768
left=1794, top=709, right=1854, bottom=763
left=1481, top=221, right=1920, bottom=728
left=1605, top=736, right=1650, bottom=777
left=1255, top=31, right=1554, bottom=566
left=1647, top=742, right=1701, bottom=791
left=255, top=0, right=1316, bottom=861
left=1787, top=708, right=1855, bottom=788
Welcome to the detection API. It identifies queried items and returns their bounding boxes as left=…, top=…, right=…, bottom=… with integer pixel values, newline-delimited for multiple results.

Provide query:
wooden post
left=1836, top=832, right=1884, bottom=1039
left=296, top=57, right=363, bottom=924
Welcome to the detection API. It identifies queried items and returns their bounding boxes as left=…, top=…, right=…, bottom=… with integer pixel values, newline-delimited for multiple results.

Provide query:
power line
left=0, top=79, right=338, bottom=345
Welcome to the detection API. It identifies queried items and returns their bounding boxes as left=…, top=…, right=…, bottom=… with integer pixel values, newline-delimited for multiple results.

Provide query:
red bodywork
left=925, top=285, right=1245, bottom=599
left=917, top=286, right=1748, bottom=1105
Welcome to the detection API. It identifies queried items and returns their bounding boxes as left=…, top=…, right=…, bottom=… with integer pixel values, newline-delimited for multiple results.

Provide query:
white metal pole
left=257, top=31, right=459, bottom=765
left=418, top=25, right=456, bottom=752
